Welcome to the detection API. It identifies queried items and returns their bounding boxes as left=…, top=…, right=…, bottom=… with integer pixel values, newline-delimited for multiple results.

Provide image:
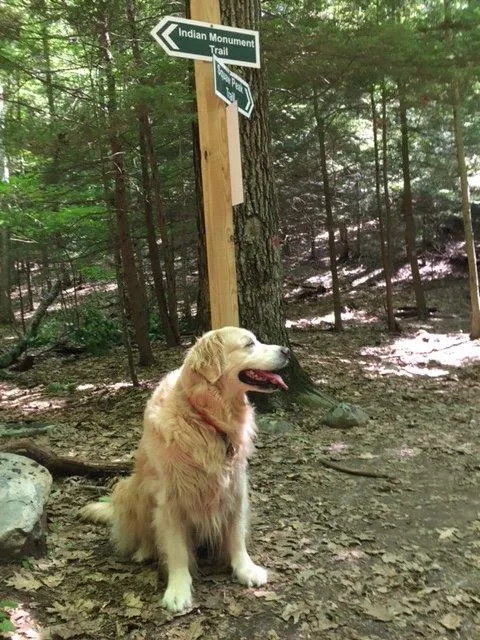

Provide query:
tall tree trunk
left=0, top=228, right=12, bottom=324
left=354, top=179, right=362, bottom=258
left=16, top=263, right=26, bottom=333
left=26, top=261, right=34, bottom=311
left=191, top=94, right=210, bottom=333
left=451, top=79, right=480, bottom=338
left=110, top=219, right=139, bottom=386
left=98, top=6, right=154, bottom=366
left=312, top=90, right=342, bottom=331
left=398, top=82, right=427, bottom=319
left=219, top=0, right=322, bottom=401
left=371, top=87, right=396, bottom=332
left=381, top=85, right=395, bottom=306
left=0, top=83, right=12, bottom=324
left=124, top=0, right=179, bottom=345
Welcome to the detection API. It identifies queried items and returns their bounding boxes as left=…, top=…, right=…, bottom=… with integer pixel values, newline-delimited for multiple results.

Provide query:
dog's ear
left=186, top=332, right=226, bottom=383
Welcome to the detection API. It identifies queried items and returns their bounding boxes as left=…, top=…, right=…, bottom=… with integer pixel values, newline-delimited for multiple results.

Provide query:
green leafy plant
left=45, top=382, right=76, bottom=396
left=69, top=307, right=122, bottom=354
left=0, top=600, right=17, bottom=634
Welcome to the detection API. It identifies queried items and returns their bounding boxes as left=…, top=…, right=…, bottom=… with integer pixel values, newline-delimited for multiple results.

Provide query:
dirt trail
left=1, top=278, right=479, bottom=639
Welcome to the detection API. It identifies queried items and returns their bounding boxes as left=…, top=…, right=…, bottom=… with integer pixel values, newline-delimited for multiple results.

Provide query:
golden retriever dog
left=80, top=327, right=289, bottom=612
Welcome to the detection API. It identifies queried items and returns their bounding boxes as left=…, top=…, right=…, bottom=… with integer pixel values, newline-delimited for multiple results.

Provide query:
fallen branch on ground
left=0, top=439, right=133, bottom=478
left=0, top=279, right=65, bottom=369
left=317, top=457, right=394, bottom=480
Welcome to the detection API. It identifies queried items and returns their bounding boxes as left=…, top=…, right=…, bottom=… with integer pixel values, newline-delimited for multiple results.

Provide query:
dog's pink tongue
left=267, top=372, right=288, bottom=391
left=258, top=370, right=288, bottom=391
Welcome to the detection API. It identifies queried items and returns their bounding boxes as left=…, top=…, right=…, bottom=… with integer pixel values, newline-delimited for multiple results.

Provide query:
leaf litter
left=1, top=279, right=480, bottom=638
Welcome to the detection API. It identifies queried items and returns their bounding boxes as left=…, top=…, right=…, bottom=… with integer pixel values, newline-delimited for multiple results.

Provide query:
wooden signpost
left=151, top=0, right=258, bottom=329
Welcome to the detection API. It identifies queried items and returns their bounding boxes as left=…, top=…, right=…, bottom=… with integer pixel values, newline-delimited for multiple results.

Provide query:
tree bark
left=0, top=228, right=12, bottom=324
left=98, top=6, right=154, bottom=366
left=124, top=0, right=179, bottom=345
left=398, top=82, right=427, bottom=319
left=0, top=83, right=12, bottom=324
left=26, top=261, right=34, bottom=311
left=371, top=87, right=396, bottom=332
left=451, top=78, right=480, bottom=338
left=381, top=85, right=396, bottom=325
left=312, top=90, right=342, bottom=331
left=219, top=0, right=322, bottom=401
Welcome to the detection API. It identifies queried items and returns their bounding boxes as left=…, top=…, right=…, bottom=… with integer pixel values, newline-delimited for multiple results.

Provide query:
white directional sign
left=213, top=56, right=253, bottom=118
left=151, top=16, right=260, bottom=68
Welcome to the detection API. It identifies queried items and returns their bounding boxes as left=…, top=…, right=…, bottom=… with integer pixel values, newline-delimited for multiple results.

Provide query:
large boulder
left=0, top=453, right=52, bottom=562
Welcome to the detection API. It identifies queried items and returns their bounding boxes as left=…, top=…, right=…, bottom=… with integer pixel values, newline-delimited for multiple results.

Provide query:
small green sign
left=151, top=16, right=260, bottom=68
left=213, top=56, right=253, bottom=118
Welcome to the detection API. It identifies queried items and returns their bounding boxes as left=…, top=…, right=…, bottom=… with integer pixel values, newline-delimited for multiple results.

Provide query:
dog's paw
left=161, top=584, right=192, bottom=613
left=234, top=561, right=268, bottom=587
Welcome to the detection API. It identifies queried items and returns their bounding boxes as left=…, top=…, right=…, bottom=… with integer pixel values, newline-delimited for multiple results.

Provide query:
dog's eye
left=244, top=340, right=255, bottom=349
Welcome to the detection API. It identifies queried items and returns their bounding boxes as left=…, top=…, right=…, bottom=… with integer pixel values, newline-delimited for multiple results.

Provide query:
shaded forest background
left=0, top=0, right=479, bottom=377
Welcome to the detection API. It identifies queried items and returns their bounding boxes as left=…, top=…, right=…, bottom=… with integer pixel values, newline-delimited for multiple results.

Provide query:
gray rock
left=324, top=402, right=369, bottom=428
left=0, top=453, right=52, bottom=562
left=256, top=416, right=292, bottom=434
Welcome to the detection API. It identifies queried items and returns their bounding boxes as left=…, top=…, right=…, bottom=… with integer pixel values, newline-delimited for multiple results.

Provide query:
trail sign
left=151, top=16, right=260, bottom=68
left=213, top=55, right=253, bottom=118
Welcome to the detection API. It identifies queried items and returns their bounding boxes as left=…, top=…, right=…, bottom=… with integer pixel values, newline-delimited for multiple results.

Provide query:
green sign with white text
left=151, top=16, right=260, bottom=68
left=213, top=56, right=253, bottom=118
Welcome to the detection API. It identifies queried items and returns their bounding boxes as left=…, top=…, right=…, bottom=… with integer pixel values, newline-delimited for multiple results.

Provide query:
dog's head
left=183, top=327, right=289, bottom=393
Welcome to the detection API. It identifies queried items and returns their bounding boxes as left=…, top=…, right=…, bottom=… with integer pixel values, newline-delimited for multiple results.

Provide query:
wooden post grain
left=190, top=0, right=239, bottom=329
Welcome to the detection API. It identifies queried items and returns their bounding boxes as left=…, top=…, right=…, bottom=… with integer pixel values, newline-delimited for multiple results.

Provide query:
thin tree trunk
left=0, top=228, right=12, bottom=324
left=398, top=82, right=427, bottom=319
left=451, top=78, right=480, bottom=338
left=371, top=87, right=396, bottom=332
left=381, top=84, right=395, bottom=309
left=111, top=220, right=139, bottom=387
left=338, top=221, right=349, bottom=263
left=0, top=83, right=12, bottom=324
left=26, top=261, right=34, bottom=311
left=16, top=263, right=26, bottom=333
left=355, top=179, right=362, bottom=258
left=98, top=7, right=153, bottom=366
left=124, top=0, right=179, bottom=345
left=312, top=90, right=342, bottom=331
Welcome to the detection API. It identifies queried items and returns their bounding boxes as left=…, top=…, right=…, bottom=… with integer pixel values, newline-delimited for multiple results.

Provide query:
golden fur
left=80, top=327, right=289, bottom=612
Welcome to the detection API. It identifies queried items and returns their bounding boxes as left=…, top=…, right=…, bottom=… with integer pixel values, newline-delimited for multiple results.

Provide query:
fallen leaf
left=6, top=571, right=43, bottom=592
left=362, top=600, right=396, bottom=622
left=440, top=613, right=462, bottom=630
left=122, top=591, right=143, bottom=617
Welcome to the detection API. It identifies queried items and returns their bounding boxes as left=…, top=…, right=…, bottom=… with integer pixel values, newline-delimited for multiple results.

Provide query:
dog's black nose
left=281, top=347, right=290, bottom=358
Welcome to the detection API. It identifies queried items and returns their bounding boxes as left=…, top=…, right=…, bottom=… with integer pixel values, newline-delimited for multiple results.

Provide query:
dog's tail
left=79, top=499, right=114, bottom=524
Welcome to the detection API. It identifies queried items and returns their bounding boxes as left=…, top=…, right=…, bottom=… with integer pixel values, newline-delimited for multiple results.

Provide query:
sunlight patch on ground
left=286, top=308, right=377, bottom=329
left=393, top=256, right=455, bottom=284
left=0, top=383, right=67, bottom=413
left=8, top=604, right=42, bottom=640
left=351, top=268, right=384, bottom=288
left=76, top=381, right=133, bottom=393
left=360, top=330, right=480, bottom=378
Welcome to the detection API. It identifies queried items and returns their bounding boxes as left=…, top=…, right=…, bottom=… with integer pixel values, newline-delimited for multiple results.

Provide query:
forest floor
left=1, top=275, right=480, bottom=640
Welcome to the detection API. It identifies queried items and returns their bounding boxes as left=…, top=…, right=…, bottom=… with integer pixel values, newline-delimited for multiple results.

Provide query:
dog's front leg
left=227, top=481, right=268, bottom=588
left=155, top=508, right=192, bottom=612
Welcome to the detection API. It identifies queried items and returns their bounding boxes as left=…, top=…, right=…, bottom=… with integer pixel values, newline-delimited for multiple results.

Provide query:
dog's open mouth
left=238, top=369, right=288, bottom=391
